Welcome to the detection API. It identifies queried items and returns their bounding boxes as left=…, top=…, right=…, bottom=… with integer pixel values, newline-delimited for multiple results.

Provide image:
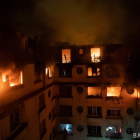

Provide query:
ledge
left=34, top=79, right=42, bottom=84
left=58, top=114, right=73, bottom=117
left=106, top=116, right=123, bottom=120
left=106, top=135, right=122, bottom=139
left=87, top=96, right=103, bottom=99
left=87, top=76, right=101, bottom=78
left=106, top=96, right=123, bottom=100
left=87, top=134, right=102, bottom=137
left=59, top=76, right=72, bottom=78
left=7, top=122, right=28, bottom=140
left=87, top=116, right=103, bottom=118
left=38, top=105, right=46, bottom=114
left=58, top=96, right=73, bottom=98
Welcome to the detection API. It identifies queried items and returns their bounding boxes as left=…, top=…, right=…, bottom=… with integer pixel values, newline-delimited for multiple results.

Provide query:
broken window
left=88, top=87, right=102, bottom=97
left=40, top=119, right=46, bottom=139
left=1, top=70, right=23, bottom=89
left=79, top=49, right=83, bottom=55
left=88, top=107, right=102, bottom=116
left=59, top=124, right=73, bottom=134
left=10, top=108, right=21, bottom=132
left=106, top=126, right=122, bottom=138
left=62, top=49, right=71, bottom=63
left=59, top=86, right=72, bottom=97
left=88, top=126, right=101, bottom=136
left=59, top=106, right=72, bottom=116
left=91, top=48, right=100, bottom=63
left=107, top=109, right=120, bottom=117
left=88, top=67, right=100, bottom=76
left=107, top=87, right=121, bottom=97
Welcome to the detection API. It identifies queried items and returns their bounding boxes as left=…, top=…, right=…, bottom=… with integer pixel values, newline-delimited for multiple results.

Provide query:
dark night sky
left=0, top=0, right=140, bottom=45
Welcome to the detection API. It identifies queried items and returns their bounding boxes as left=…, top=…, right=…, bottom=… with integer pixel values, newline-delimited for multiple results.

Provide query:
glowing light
left=62, top=49, right=71, bottom=63
left=91, top=48, right=100, bottom=63
left=107, top=87, right=121, bottom=96
left=2, top=75, right=6, bottom=82
left=20, top=71, right=23, bottom=84
left=10, top=83, right=16, bottom=87
left=45, top=68, right=48, bottom=75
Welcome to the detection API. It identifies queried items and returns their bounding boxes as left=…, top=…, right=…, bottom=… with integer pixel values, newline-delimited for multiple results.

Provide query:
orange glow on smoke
left=107, top=87, right=121, bottom=96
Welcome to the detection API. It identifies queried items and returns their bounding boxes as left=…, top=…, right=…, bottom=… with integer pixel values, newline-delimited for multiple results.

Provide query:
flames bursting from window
left=91, top=48, right=100, bottom=63
left=0, top=70, right=23, bottom=90
left=107, top=87, right=121, bottom=97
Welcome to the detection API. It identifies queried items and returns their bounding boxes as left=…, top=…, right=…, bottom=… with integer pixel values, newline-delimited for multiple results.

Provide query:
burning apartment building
left=0, top=31, right=140, bottom=140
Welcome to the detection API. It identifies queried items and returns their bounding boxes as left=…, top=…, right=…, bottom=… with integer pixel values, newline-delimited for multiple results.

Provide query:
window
left=59, top=106, right=72, bottom=116
left=77, top=67, right=83, bottom=74
left=59, top=86, right=72, bottom=97
left=39, top=93, right=45, bottom=112
left=107, top=109, right=120, bottom=117
left=62, top=49, right=71, bottom=63
left=52, top=107, right=56, bottom=121
left=106, top=126, right=122, bottom=138
left=91, top=48, right=100, bottom=63
left=59, top=65, right=72, bottom=77
left=10, top=108, right=21, bottom=132
left=48, top=90, right=51, bottom=98
left=88, top=67, right=100, bottom=76
left=88, top=87, right=102, bottom=97
left=107, top=87, right=121, bottom=97
left=79, top=49, right=83, bottom=55
left=88, top=107, right=102, bottom=117
left=40, top=119, right=46, bottom=139
left=88, top=126, right=101, bottom=136
left=59, top=124, right=72, bottom=134
left=49, top=67, right=53, bottom=78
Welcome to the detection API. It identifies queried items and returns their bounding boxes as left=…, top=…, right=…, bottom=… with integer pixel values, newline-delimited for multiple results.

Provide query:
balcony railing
left=62, top=57, right=71, bottom=63
left=91, top=56, right=101, bottom=63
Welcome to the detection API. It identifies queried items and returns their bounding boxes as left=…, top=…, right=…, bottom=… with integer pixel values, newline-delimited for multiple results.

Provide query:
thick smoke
left=0, top=0, right=140, bottom=45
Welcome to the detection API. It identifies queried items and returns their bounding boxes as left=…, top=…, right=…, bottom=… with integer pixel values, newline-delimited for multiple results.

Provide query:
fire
left=45, top=68, right=48, bottom=75
left=0, top=70, right=23, bottom=90
left=107, top=87, right=121, bottom=96
left=91, top=48, right=100, bottom=63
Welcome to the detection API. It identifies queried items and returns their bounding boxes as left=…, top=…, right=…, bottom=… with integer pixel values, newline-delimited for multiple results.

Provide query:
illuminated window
left=62, top=49, right=71, bottom=63
left=79, top=49, right=83, bottom=55
left=49, top=68, right=52, bottom=78
left=88, top=126, right=101, bottom=136
left=59, top=106, right=72, bottom=116
left=88, top=67, right=100, bottom=76
left=88, top=87, right=102, bottom=97
left=91, top=48, right=100, bottom=63
left=107, top=109, right=120, bottom=117
left=40, top=119, right=46, bottom=139
left=88, top=107, right=102, bottom=116
left=45, top=68, right=48, bottom=75
left=106, top=126, right=122, bottom=138
left=107, top=87, right=121, bottom=97
left=10, top=108, right=21, bottom=132
left=59, top=124, right=72, bottom=134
